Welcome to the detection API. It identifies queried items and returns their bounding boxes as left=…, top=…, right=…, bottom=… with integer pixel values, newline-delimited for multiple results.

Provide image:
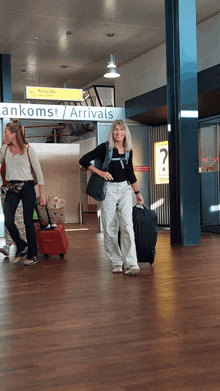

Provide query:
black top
left=79, top=143, right=137, bottom=184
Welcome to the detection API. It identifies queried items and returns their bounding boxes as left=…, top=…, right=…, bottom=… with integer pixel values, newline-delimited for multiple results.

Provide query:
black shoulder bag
left=86, top=142, right=110, bottom=201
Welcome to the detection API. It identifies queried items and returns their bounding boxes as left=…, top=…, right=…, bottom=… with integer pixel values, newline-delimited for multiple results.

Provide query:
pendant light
left=104, top=54, right=120, bottom=78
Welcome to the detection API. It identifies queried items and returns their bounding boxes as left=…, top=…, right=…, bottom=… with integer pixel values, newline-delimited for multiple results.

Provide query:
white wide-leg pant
left=101, top=181, right=138, bottom=269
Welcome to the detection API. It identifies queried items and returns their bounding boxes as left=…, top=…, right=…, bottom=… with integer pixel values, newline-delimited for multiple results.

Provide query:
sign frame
left=0, top=103, right=125, bottom=122
left=154, top=141, right=169, bottom=185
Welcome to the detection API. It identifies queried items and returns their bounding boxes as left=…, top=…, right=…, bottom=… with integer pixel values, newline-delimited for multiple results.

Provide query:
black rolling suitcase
left=132, top=204, right=158, bottom=265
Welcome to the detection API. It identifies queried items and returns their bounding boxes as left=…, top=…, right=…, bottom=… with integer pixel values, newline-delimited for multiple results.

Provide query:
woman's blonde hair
left=6, top=119, right=28, bottom=154
left=106, top=120, right=133, bottom=151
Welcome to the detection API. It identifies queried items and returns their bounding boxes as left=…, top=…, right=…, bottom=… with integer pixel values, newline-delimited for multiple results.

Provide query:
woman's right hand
left=99, top=171, right=113, bottom=181
left=39, top=193, right=47, bottom=206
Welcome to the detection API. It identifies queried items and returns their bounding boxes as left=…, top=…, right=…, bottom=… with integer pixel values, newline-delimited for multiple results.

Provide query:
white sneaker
left=11, top=246, right=28, bottom=264
left=23, top=256, right=37, bottom=266
left=125, top=265, right=140, bottom=275
left=9, top=244, right=17, bottom=262
left=112, top=265, right=123, bottom=273
left=0, top=245, right=10, bottom=257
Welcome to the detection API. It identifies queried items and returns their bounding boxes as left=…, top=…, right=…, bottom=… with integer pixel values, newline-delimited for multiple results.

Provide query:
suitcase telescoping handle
left=35, top=201, right=44, bottom=229
left=35, top=202, right=54, bottom=230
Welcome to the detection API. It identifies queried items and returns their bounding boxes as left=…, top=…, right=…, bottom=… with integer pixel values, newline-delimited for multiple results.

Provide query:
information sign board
left=154, top=141, right=169, bottom=184
left=25, top=86, right=83, bottom=101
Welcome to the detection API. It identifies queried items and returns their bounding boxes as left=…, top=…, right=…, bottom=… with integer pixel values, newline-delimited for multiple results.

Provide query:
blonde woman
left=0, top=119, right=46, bottom=265
left=0, top=142, right=26, bottom=259
left=79, top=120, right=144, bottom=274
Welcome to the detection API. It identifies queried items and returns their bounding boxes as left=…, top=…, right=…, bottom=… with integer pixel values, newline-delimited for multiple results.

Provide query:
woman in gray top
left=0, top=119, right=46, bottom=265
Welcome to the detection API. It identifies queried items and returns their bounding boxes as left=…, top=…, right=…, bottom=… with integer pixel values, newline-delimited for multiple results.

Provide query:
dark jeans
left=4, top=181, right=37, bottom=258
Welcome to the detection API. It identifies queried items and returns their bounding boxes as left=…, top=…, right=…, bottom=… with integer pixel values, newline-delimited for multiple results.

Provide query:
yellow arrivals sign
left=25, top=86, right=83, bottom=101
left=154, top=141, right=169, bottom=184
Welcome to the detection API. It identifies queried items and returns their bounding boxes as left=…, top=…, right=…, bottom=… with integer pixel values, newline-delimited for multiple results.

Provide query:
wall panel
left=30, top=143, right=80, bottom=223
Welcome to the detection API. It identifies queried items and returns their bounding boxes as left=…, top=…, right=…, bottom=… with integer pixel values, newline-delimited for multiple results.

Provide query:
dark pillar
left=0, top=54, right=12, bottom=103
left=0, top=54, right=12, bottom=236
left=164, top=0, right=201, bottom=246
left=0, top=54, right=12, bottom=139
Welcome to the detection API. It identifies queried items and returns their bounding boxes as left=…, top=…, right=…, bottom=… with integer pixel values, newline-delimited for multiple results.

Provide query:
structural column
left=164, top=0, right=201, bottom=245
left=0, top=54, right=12, bottom=237
left=0, top=54, right=12, bottom=103
left=0, top=54, right=12, bottom=136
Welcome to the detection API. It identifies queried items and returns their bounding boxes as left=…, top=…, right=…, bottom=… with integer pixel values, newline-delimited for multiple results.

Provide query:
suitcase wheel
left=149, top=257, right=154, bottom=265
left=59, top=254, right=64, bottom=259
left=44, top=254, right=49, bottom=259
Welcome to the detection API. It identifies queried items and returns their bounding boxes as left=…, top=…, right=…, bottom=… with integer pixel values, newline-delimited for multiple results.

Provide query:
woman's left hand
left=39, top=194, right=47, bottom=206
left=136, top=193, right=144, bottom=205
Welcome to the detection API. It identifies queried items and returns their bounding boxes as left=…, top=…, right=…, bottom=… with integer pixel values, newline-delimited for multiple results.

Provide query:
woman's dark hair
left=6, top=119, right=28, bottom=154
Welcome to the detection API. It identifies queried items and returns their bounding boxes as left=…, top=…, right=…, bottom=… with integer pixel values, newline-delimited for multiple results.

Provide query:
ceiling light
left=104, top=54, right=120, bottom=78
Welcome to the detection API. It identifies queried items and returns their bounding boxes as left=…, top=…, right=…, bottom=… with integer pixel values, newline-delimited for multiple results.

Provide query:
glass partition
left=199, top=123, right=220, bottom=226
left=82, top=85, right=115, bottom=107
left=199, top=125, right=219, bottom=172
left=95, top=86, right=115, bottom=107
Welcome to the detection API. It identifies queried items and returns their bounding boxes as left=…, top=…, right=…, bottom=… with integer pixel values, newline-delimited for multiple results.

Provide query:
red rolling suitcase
left=35, top=203, right=68, bottom=259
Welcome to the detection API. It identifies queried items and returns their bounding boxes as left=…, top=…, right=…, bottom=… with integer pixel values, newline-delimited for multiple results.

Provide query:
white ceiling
left=0, top=0, right=219, bottom=102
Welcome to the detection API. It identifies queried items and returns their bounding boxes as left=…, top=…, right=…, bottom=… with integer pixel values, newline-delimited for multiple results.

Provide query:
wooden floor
left=1, top=214, right=220, bottom=391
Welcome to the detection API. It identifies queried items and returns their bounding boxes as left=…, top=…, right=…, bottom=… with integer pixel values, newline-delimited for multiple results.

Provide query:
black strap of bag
left=94, top=142, right=110, bottom=171
left=27, top=146, right=37, bottom=185
left=108, top=148, right=130, bottom=169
